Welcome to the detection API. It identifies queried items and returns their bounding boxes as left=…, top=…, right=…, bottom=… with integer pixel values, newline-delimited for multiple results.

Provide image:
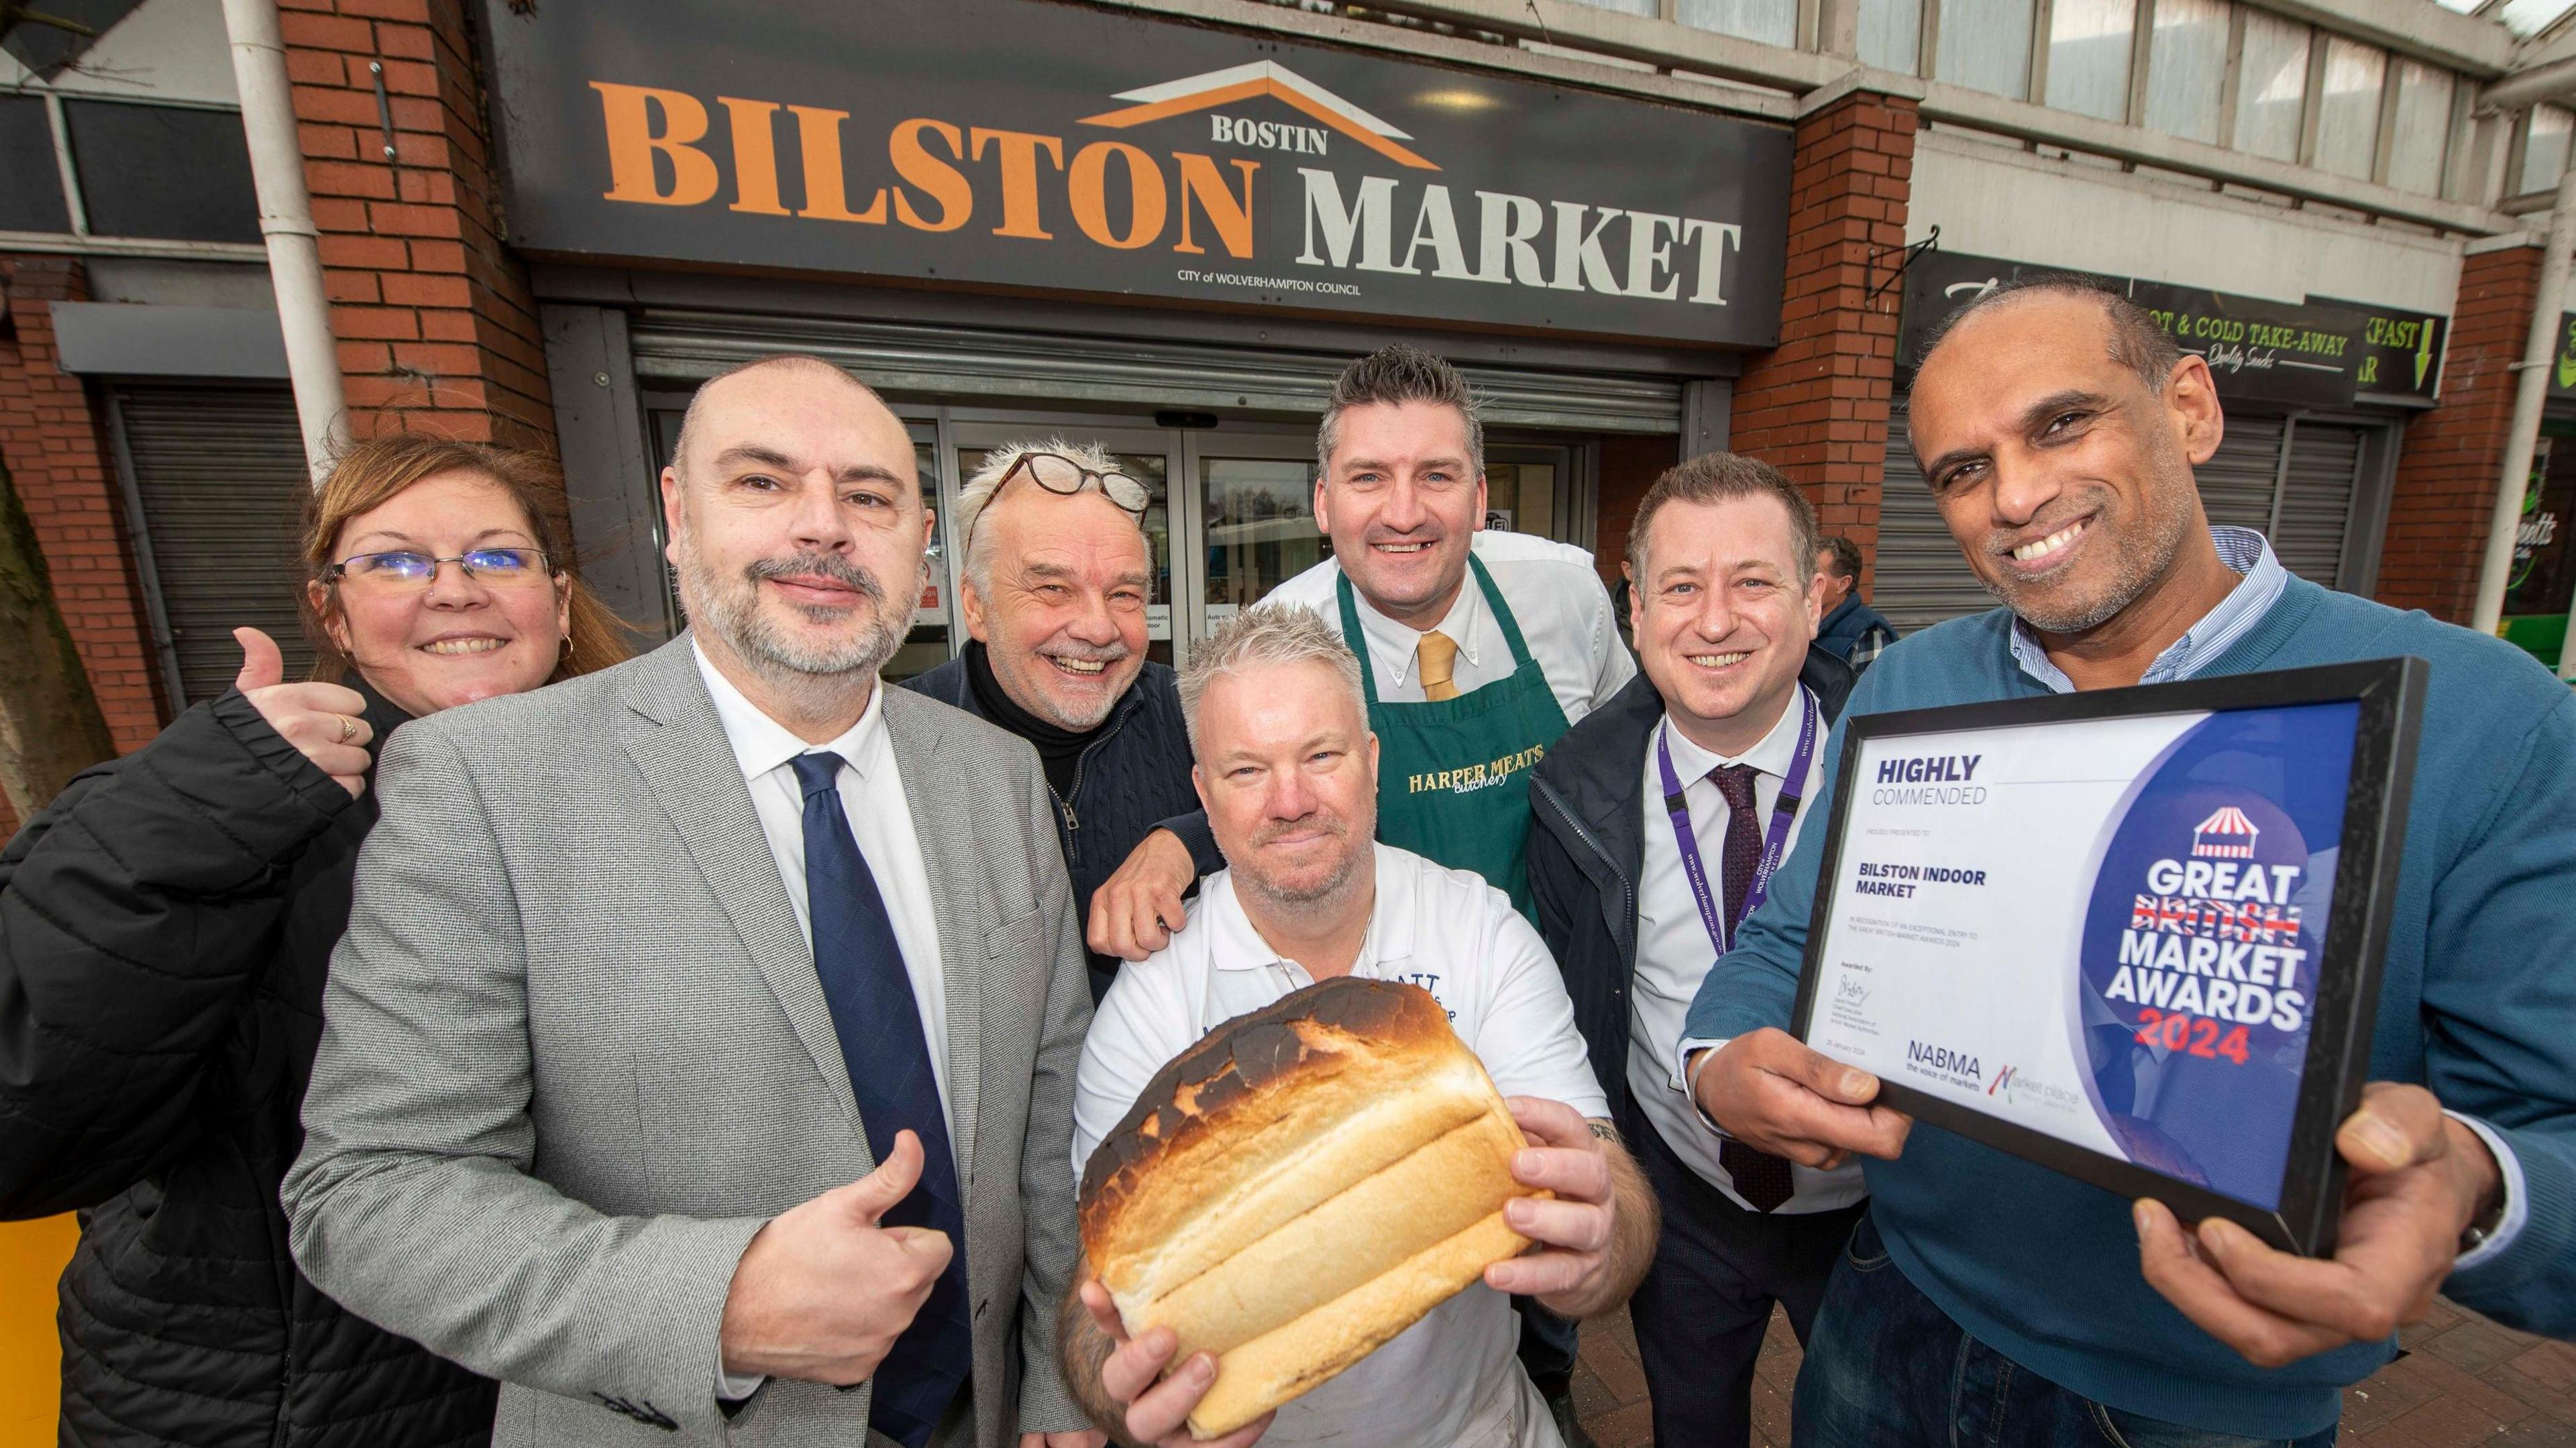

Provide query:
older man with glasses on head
left=905, top=441, right=1223, bottom=1001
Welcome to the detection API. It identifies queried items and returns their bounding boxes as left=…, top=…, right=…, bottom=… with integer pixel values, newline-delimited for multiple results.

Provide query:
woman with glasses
left=0, top=435, right=631, bottom=1448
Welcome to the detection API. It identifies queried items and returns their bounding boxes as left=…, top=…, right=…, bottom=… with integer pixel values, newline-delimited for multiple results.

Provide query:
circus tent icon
left=2190, top=805, right=2261, bottom=860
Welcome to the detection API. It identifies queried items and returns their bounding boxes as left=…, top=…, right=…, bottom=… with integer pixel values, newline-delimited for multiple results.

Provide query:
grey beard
left=676, top=535, right=908, bottom=689
left=1236, top=831, right=1369, bottom=913
left=999, top=647, right=1132, bottom=730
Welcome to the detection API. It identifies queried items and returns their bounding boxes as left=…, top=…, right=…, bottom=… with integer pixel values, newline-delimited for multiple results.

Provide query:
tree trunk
left=0, top=453, right=116, bottom=822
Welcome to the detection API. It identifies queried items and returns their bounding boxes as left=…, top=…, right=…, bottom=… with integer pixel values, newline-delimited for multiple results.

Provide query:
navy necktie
left=1711, top=764, right=1797, bottom=1215
left=790, top=751, right=971, bottom=1447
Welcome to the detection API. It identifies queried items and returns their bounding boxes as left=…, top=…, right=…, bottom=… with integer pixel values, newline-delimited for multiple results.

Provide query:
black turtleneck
left=963, top=641, right=1109, bottom=798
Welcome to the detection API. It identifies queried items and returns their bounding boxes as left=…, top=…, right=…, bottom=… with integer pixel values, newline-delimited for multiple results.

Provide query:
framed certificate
left=1791, top=659, right=2425, bottom=1256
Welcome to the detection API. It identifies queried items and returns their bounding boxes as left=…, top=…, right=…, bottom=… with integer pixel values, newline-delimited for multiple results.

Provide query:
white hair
left=1177, top=603, right=1366, bottom=760
left=954, top=438, right=1142, bottom=594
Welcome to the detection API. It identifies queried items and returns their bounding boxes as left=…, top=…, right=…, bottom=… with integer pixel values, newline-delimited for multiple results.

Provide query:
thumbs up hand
left=718, top=1131, right=955, bottom=1386
left=234, top=627, right=373, bottom=797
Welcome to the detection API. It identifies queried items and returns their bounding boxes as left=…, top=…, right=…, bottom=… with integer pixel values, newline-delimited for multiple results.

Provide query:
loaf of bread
left=1077, top=977, right=1543, bottom=1438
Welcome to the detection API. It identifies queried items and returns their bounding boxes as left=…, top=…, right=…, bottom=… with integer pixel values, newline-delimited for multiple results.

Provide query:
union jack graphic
left=2191, top=805, right=2261, bottom=860
left=2132, top=895, right=2214, bottom=934
left=2216, top=901, right=2301, bottom=944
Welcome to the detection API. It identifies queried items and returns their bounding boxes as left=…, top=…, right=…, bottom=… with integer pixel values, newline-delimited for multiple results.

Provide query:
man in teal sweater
left=1683, top=277, right=2575, bottom=1445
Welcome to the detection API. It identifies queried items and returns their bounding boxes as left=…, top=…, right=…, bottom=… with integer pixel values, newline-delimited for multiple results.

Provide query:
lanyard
left=1655, top=685, right=1820, bottom=958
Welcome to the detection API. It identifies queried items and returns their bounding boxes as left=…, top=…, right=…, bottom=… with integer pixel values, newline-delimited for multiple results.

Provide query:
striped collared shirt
left=2008, top=526, right=2288, bottom=694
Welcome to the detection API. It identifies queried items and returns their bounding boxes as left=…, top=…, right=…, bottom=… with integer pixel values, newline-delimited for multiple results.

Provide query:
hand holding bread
left=1484, top=1095, right=1629, bottom=1313
left=1074, top=978, right=1551, bottom=1438
left=1074, top=1278, right=1276, bottom=1447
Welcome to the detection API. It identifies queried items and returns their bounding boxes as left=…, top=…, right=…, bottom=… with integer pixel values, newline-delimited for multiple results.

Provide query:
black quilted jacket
left=0, top=686, right=494, bottom=1448
left=904, top=655, right=1220, bottom=1000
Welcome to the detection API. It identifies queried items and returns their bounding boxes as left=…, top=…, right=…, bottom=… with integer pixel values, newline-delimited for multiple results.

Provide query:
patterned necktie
left=1709, top=763, right=1798, bottom=1215
left=1416, top=630, right=1462, bottom=702
left=790, top=752, right=971, bottom=1448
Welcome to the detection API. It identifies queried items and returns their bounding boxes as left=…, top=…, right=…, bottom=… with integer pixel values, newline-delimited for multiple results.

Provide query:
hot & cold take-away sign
left=478, top=0, right=1794, bottom=347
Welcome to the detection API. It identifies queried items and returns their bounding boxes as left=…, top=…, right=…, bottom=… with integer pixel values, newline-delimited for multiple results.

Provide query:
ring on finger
left=337, top=715, right=356, bottom=744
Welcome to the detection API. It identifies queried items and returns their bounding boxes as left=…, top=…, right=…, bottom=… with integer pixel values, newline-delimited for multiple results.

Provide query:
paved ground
left=1570, top=1296, right=2576, bottom=1447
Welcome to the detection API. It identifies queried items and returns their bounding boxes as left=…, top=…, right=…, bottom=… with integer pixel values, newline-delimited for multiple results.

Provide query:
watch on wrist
left=2459, top=1181, right=2508, bottom=1257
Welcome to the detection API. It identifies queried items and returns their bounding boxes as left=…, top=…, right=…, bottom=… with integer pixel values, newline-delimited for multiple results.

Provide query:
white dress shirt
left=694, top=645, right=951, bottom=1403
left=1073, top=844, right=1606, bottom=1448
left=1633, top=689, right=1862, bottom=1215
left=1263, top=531, right=1636, bottom=722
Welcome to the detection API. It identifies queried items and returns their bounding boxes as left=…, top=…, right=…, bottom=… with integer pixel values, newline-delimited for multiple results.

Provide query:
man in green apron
left=1086, top=342, right=1636, bottom=1444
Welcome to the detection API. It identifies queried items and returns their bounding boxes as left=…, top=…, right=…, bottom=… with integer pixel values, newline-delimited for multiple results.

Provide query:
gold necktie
left=1416, top=630, right=1461, bottom=702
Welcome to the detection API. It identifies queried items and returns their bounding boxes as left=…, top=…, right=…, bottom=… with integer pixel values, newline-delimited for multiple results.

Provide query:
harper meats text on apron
left=1336, top=553, right=1574, bottom=920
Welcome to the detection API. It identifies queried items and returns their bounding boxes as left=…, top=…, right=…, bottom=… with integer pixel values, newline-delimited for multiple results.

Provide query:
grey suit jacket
left=282, top=634, right=1093, bottom=1447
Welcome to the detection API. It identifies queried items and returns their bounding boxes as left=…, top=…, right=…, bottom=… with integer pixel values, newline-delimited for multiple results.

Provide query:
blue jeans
left=1794, top=1215, right=2338, bottom=1448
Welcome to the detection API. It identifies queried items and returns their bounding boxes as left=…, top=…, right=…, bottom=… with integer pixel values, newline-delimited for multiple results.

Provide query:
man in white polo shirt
left=1059, top=604, right=1658, bottom=1448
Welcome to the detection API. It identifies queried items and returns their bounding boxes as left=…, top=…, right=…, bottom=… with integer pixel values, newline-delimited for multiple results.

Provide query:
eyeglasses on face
left=323, top=547, right=555, bottom=588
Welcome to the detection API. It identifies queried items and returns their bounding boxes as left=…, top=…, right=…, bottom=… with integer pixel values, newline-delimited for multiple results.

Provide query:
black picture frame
left=1790, top=658, right=2426, bottom=1257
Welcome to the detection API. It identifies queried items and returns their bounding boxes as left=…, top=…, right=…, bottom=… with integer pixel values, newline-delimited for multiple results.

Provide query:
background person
left=0, top=435, right=631, bottom=1448
left=1812, top=536, right=1896, bottom=673
left=282, top=355, right=1099, bottom=1448
left=904, top=441, right=1220, bottom=1000
left=1061, top=604, right=1656, bottom=1448
left=1687, top=276, right=2576, bottom=1446
left=1528, top=453, right=1862, bottom=1448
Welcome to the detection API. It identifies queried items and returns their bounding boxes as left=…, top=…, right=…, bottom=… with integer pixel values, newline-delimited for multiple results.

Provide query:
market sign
left=1897, top=250, right=2446, bottom=408
left=478, top=0, right=1793, bottom=347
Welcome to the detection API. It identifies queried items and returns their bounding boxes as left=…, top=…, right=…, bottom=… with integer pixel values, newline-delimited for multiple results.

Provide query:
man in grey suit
left=284, top=354, right=1102, bottom=1448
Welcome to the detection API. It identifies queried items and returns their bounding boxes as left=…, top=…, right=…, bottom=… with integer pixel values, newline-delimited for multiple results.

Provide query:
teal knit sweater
left=1686, top=574, right=2576, bottom=1438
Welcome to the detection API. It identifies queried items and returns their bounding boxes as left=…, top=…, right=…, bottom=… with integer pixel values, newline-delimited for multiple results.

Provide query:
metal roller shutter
left=114, top=385, right=313, bottom=705
left=2196, top=416, right=2288, bottom=534
left=1872, top=396, right=1992, bottom=632
left=2273, top=421, right=2364, bottom=588
left=627, top=310, right=1686, bottom=435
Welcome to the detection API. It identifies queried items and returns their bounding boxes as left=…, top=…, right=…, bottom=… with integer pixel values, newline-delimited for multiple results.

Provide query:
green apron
left=1336, top=553, right=1574, bottom=920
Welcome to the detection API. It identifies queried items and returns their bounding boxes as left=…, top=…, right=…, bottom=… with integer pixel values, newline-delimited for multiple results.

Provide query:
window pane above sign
left=2312, top=36, right=2385, bottom=182
left=1936, top=0, right=2037, bottom=100
left=2045, top=0, right=2136, bottom=123
left=2144, top=0, right=2226, bottom=145
left=2233, top=12, right=2310, bottom=163
left=0, top=94, right=71, bottom=235
left=476, top=0, right=1793, bottom=348
left=1680, top=0, right=1800, bottom=50
left=64, top=100, right=258, bottom=243
left=2524, top=105, right=2573, bottom=194
left=2383, top=60, right=2453, bottom=197
left=1859, top=0, right=1925, bottom=73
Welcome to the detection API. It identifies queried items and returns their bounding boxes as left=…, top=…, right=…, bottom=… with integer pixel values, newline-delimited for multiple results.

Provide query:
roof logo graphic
left=2190, top=805, right=2260, bottom=860
left=1081, top=60, right=1440, bottom=171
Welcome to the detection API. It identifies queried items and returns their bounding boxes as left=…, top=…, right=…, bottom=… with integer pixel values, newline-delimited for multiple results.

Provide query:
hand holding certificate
left=1788, top=660, right=2426, bottom=1256
left=1686, top=659, right=2512, bottom=1368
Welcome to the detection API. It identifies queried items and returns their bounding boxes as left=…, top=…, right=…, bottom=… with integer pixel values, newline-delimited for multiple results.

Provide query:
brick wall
left=1593, top=433, right=1682, bottom=591
left=0, top=258, right=166, bottom=748
left=2378, top=244, right=2538, bottom=624
left=1727, top=89, right=1916, bottom=592
left=282, top=0, right=553, bottom=449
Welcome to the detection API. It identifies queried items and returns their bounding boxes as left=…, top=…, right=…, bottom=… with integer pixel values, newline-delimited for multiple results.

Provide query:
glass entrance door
left=1185, top=431, right=1322, bottom=638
